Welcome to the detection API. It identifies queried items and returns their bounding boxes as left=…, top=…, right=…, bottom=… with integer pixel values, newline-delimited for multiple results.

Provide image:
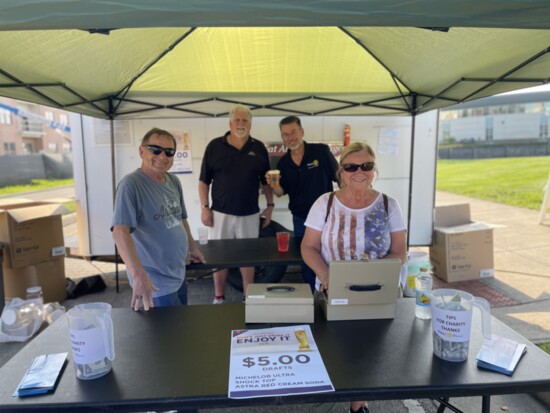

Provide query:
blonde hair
left=339, top=142, right=376, bottom=164
left=337, top=142, right=377, bottom=188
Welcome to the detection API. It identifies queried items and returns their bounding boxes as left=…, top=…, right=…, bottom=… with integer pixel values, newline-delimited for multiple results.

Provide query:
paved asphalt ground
left=1, top=188, right=549, bottom=412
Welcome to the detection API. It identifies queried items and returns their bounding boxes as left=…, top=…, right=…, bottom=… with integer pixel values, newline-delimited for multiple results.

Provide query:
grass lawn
left=0, top=178, right=75, bottom=212
left=539, top=343, right=550, bottom=356
left=436, top=156, right=550, bottom=211
left=0, top=178, right=74, bottom=196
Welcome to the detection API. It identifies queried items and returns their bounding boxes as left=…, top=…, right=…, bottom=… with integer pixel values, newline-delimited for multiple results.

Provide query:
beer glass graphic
left=294, top=328, right=311, bottom=351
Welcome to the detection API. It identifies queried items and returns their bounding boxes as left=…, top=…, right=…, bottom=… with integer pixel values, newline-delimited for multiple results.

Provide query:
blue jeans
left=152, top=281, right=188, bottom=307
left=293, top=215, right=316, bottom=293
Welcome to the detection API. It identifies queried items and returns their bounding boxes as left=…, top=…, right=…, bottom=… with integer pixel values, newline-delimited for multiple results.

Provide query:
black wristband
left=267, top=203, right=275, bottom=207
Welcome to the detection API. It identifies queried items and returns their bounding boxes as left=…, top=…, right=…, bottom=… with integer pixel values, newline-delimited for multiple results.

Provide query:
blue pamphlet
left=13, top=352, right=68, bottom=397
left=476, top=336, right=527, bottom=376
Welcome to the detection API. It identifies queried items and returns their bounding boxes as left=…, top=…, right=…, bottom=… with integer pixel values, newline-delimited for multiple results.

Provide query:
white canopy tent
left=0, top=0, right=549, bottom=255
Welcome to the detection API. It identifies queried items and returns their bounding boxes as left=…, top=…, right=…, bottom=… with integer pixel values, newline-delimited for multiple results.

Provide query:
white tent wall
left=70, top=111, right=437, bottom=257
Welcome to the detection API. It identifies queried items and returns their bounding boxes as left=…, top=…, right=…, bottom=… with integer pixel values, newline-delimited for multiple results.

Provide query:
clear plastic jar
left=43, top=302, right=66, bottom=324
left=26, top=286, right=44, bottom=306
left=1, top=298, right=43, bottom=338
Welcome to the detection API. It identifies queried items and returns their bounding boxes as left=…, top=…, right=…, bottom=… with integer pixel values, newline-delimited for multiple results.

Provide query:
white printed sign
left=228, top=325, right=334, bottom=398
left=70, top=327, right=107, bottom=364
left=432, top=308, right=473, bottom=343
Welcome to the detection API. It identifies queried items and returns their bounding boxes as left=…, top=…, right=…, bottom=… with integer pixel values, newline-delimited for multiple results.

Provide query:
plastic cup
left=268, top=169, right=281, bottom=187
left=198, top=227, right=209, bottom=245
left=276, top=231, right=290, bottom=252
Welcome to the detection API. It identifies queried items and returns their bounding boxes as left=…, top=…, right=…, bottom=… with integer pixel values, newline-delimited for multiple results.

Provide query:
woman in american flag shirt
left=301, top=141, right=407, bottom=413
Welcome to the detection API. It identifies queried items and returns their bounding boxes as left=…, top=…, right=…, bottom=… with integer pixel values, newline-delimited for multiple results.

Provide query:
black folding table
left=1, top=300, right=549, bottom=412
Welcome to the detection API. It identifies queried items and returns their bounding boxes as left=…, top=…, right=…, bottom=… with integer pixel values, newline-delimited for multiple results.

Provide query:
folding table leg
left=435, top=396, right=491, bottom=413
left=481, top=395, right=491, bottom=413
left=435, top=397, right=464, bottom=413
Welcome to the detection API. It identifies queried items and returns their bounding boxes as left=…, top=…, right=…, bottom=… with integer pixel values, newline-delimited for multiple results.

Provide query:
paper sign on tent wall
left=93, top=119, right=132, bottom=146
left=169, top=131, right=192, bottom=174
left=377, top=127, right=400, bottom=155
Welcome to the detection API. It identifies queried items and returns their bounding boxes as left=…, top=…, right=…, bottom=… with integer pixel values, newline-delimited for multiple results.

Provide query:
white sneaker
left=212, top=296, right=225, bottom=304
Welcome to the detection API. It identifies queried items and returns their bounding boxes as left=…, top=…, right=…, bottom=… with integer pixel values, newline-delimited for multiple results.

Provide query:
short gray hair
left=229, top=104, right=252, bottom=121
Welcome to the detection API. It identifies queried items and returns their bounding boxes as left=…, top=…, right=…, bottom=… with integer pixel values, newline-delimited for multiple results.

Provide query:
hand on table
left=131, top=271, right=158, bottom=311
left=188, top=245, right=206, bottom=264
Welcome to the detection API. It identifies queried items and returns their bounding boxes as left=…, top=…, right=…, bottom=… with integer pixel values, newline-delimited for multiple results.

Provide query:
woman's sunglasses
left=341, top=162, right=375, bottom=172
left=142, top=144, right=176, bottom=157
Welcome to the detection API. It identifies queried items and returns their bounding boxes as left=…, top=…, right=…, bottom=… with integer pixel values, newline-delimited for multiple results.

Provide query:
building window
left=0, top=108, right=12, bottom=124
left=22, top=143, right=33, bottom=154
left=48, top=143, right=58, bottom=153
left=59, top=114, right=68, bottom=125
left=44, top=111, right=54, bottom=121
left=63, top=142, right=71, bottom=154
left=3, top=142, right=16, bottom=155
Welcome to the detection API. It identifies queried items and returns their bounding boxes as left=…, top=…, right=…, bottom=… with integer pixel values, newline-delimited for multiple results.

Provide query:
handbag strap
left=325, top=192, right=387, bottom=223
left=324, top=192, right=335, bottom=223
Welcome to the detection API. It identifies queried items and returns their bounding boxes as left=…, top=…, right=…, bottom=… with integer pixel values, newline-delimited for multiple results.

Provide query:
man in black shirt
left=199, top=105, right=274, bottom=303
left=267, top=116, right=338, bottom=291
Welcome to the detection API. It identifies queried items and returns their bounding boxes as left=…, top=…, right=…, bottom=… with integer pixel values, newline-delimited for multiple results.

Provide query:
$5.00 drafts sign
left=228, top=325, right=334, bottom=398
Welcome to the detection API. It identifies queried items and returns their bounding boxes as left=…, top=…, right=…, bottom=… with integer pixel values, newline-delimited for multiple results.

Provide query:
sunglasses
left=142, top=144, right=176, bottom=157
left=341, top=162, right=375, bottom=172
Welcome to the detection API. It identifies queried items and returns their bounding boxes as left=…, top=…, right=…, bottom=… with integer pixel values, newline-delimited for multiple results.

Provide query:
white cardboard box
left=245, top=284, right=314, bottom=323
left=429, top=204, right=494, bottom=282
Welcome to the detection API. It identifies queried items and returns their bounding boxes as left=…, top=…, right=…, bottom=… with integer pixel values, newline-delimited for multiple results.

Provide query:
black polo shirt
left=199, top=132, right=269, bottom=216
left=277, top=141, right=338, bottom=219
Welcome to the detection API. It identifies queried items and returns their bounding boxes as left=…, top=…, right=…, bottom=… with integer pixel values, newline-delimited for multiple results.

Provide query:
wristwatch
left=201, top=204, right=209, bottom=209
left=267, top=203, right=275, bottom=207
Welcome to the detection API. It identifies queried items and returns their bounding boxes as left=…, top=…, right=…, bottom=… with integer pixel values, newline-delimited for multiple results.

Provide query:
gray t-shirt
left=111, top=168, right=189, bottom=297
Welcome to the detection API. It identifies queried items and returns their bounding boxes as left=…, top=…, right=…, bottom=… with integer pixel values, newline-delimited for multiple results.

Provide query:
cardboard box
left=245, top=284, right=314, bottom=323
left=429, top=204, right=494, bottom=282
left=319, top=259, right=402, bottom=321
left=0, top=202, right=67, bottom=269
left=3, top=257, right=67, bottom=303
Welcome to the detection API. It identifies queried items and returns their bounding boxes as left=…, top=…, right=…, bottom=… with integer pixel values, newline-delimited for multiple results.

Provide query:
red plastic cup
left=276, top=231, right=290, bottom=252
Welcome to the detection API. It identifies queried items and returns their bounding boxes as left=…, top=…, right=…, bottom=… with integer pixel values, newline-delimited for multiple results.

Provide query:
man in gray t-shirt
left=112, top=128, right=204, bottom=310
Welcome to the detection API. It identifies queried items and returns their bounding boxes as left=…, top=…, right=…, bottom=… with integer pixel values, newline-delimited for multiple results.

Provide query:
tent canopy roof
left=1, top=1, right=549, bottom=119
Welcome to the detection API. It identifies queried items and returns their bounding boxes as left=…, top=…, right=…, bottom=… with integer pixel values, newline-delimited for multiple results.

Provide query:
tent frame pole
left=108, top=98, right=120, bottom=293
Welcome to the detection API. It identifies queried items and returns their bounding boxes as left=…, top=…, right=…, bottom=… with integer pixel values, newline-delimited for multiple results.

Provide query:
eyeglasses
left=341, top=162, right=375, bottom=172
left=142, top=144, right=176, bottom=157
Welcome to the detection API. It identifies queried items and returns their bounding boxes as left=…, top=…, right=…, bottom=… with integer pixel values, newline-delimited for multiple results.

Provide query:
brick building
left=0, top=97, right=71, bottom=156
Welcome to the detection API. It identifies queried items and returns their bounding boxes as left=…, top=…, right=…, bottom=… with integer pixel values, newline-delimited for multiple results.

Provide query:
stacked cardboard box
left=0, top=199, right=67, bottom=303
left=429, top=204, right=494, bottom=282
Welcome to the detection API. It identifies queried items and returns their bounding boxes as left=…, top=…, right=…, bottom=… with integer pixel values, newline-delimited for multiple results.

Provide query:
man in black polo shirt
left=267, top=116, right=338, bottom=292
left=199, top=105, right=274, bottom=304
